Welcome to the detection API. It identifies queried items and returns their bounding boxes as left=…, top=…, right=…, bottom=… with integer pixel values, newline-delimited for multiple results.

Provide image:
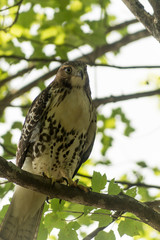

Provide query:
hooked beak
left=77, top=70, right=84, bottom=80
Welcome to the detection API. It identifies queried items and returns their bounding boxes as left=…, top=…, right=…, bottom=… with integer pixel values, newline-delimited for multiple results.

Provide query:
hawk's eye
left=64, top=67, right=72, bottom=74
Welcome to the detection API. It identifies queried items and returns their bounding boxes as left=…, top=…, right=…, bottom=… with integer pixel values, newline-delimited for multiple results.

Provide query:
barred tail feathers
left=0, top=186, right=46, bottom=240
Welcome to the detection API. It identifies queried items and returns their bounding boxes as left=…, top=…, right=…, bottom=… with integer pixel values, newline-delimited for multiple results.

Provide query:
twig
left=77, top=173, right=160, bottom=189
left=106, top=19, right=138, bottom=33
left=0, top=54, right=62, bottom=62
left=0, top=0, right=23, bottom=12
left=80, top=29, right=150, bottom=62
left=0, top=0, right=23, bottom=31
left=83, top=211, right=123, bottom=240
left=90, top=63, right=160, bottom=69
left=0, top=66, right=35, bottom=88
left=2, top=54, right=160, bottom=69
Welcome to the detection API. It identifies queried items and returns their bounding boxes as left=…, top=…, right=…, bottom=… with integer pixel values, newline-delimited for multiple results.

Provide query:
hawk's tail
left=0, top=201, right=44, bottom=240
left=0, top=185, right=46, bottom=240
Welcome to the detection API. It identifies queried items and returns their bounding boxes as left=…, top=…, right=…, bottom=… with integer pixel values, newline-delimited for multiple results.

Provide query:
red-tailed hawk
left=0, top=61, right=96, bottom=240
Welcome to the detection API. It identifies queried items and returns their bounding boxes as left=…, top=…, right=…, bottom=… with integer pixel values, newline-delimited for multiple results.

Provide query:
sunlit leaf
left=108, top=179, right=121, bottom=195
left=91, top=171, right=107, bottom=193
left=95, top=230, right=115, bottom=240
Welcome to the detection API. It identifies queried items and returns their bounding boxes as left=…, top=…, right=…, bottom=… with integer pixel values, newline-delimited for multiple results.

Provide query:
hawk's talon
left=46, top=197, right=50, bottom=203
left=67, top=178, right=90, bottom=193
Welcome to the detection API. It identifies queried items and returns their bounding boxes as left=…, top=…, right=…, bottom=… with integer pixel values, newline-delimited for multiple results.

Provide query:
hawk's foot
left=67, top=178, right=90, bottom=193
left=51, top=177, right=68, bottom=185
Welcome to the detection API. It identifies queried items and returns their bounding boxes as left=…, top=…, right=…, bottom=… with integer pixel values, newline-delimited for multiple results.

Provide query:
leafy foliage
left=0, top=0, right=160, bottom=240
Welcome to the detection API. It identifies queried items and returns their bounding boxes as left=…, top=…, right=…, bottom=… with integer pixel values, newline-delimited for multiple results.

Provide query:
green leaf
left=108, top=179, right=121, bottom=195
left=0, top=205, right=9, bottom=224
left=12, top=121, right=23, bottom=130
left=37, top=222, right=48, bottom=240
left=51, top=198, right=65, bottom=212
left=91, top=171, right=107, bottom=193
left=126, top=187, right=137, bottom=198
left=83, top=205, right=95, bottom=216
left=58, top=222, right=80, bottom=240
left=1, top=131, right=12, bottom=144
left=91, top=209, right=112, bottom=227
left=136, top=161, right=148, bottom=168
left=0, top=182, right=14, bottom=198
left=95, top=230, right=116, bottom=240
left=118, top=218, right=142, bottom=237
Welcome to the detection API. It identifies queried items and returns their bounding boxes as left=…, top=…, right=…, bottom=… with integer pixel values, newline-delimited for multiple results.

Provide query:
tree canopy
left=1, top=1, right=160, bottom=240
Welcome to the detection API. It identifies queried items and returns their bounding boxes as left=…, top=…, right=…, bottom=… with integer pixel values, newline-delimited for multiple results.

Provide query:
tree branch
left=106, top=19, right=138, bottom=34
left=0, top=156, right=160, bottom=232
left=0, top=29, right=151, bottom=116
left=80, top=29, right=150, bottom=62
left=83, top=211, right=123, bottom=240
left=77, top=173, right=160, bottom=190
left=1, top=88, right=160, bottom=117
left=90, top=63, right=160, bottom=69
left=0, top=66, right=35, bottom=88
left=0, top=68, right=58, bottom=115
left=93, top=88, right=160, bottom=108
left=0, top=0, right=23, bottom=31
left=121, top=0, right=160, bottom=42
left=0, top=0, right=23, bottom=12
left=148, top=0, right=160, bottom=23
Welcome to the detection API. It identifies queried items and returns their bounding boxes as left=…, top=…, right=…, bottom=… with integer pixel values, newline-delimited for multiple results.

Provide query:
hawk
left=0, top=61, right=96, bottom=240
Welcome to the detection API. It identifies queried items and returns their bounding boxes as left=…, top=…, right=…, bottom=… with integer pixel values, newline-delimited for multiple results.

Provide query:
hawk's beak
left=77, top=70, right=84, bottom=80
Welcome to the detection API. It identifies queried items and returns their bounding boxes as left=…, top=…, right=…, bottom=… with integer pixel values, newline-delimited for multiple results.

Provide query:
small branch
left=80, top=29, right=150, bottom=62
left=0, top=0, right=23, bottom=12
left=93, top=88, right=160, bottom=108
left=0, top=29, right=151, bottom=116
left=90, top=63, right=160, bottom=69
left=0, top=66, right=35, bottom=88
left=0, top=156, right=160, bottom=232
left=0, top=0, right=23, bottom=31
left=0, top=54, right=63, bottom=62
left=1, top=30, right=150, bottom=65
left=77, top=173, right=160, bottom=190
left=106, top=19, right=138, bottom=33
left=83, top=211, right=123, bottom=240
left=0, top=68, right=58, bottom=115
left=1, top=88, right=160, bottom=117
left=2, top=54, right=160, bottom=69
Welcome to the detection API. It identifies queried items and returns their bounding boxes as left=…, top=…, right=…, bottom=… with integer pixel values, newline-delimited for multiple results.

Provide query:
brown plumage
left=0, top=61, right=96, bottom=240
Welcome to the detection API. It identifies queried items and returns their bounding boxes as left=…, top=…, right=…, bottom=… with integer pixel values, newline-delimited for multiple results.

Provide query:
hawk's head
left=55, top=61, right=89, bottom=89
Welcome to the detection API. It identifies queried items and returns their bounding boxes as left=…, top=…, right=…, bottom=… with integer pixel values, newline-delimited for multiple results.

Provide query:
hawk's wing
left=73, top=105, right=97, bottom=177
left=16, top=85, right=52, bottom=168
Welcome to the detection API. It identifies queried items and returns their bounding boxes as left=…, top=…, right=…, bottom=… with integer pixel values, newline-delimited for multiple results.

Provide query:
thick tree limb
left=0, top=156, right=160, bottom=232
left=122, top=0, right=160, bottom=42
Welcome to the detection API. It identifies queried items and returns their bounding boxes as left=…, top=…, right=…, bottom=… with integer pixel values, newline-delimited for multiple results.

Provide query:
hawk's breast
left=31, top=87, right=92, bottom=180
left=52, top=87, right=91, bottom=131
